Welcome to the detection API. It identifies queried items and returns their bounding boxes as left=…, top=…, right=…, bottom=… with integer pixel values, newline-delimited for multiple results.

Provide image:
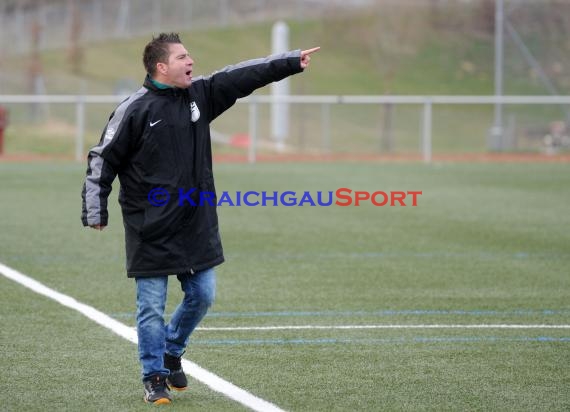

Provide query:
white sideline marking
left=199, top=324, right=570, bottom=331
left=0, top=262, right=285, bottom=412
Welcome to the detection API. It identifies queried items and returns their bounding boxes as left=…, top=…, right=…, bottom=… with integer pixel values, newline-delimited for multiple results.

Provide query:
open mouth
left=185, top=70, right=192, bottom=77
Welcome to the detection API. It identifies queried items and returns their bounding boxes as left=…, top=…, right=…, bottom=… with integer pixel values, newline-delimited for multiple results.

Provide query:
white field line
left=0, top=262, right=285, bottom=412
left=199, top=324, right=570, bottom=331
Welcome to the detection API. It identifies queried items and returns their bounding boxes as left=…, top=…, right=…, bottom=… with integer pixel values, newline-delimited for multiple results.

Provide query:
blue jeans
left=135, top=268, right=216, bottom=381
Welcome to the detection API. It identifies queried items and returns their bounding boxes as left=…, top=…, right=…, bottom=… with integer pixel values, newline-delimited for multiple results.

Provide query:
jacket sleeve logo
left=103, top=127, right=116, bottom=142
left=190, top=101, right=200, bottom=123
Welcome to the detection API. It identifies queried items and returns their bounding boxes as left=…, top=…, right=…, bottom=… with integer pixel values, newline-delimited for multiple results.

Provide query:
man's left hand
left=300, top=47, right=320, bottom=69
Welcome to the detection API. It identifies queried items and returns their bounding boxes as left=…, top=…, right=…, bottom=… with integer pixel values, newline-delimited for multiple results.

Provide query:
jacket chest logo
left=190, top=101, right=200, bottom=123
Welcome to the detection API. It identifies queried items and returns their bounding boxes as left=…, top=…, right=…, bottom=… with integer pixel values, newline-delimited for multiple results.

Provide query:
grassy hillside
left=9, top=18, right=501, bottom=96
left=17, top=9, right=565, bottom=97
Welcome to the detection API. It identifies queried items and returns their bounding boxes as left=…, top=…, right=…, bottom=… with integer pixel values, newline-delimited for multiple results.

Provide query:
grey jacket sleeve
left=81, top=90, right=145, bottom=227
left=199, top=50, right=303, bottom=122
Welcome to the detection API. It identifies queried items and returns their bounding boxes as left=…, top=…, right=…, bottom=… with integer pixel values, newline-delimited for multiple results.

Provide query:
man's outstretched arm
left=199, top=46, right=320, bottom=122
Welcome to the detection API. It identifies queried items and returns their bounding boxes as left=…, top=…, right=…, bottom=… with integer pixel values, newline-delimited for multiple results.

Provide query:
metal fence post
left=422, top=99, right=432, bottom=163
left=248, top=100, right=258, bottom=164
left=75, top=95, right=85, bottom=162
left=321, top=103, right=331, bottom=153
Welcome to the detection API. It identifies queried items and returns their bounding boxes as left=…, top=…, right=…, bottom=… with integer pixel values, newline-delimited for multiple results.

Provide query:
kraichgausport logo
left=147, top=188, right=422, bottom=207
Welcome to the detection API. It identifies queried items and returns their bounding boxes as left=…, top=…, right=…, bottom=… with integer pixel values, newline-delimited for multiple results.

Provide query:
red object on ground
left=230, top=133, right=250, bottom=148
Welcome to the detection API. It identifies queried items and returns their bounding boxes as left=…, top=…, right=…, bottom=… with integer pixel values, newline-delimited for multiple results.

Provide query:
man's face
left=159, top=43, right=194, bottom=88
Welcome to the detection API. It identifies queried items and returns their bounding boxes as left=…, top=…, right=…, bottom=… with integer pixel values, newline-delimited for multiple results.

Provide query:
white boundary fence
left=1, top=94, right=569, bottom=163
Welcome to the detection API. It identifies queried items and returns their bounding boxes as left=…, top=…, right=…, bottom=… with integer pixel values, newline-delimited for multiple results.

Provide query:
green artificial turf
left=1, top=161, right=569, bottom=410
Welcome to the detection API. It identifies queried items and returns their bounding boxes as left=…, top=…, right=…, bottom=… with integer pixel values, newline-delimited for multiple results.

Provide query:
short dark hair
left=143, top=33, right=182, bottom=76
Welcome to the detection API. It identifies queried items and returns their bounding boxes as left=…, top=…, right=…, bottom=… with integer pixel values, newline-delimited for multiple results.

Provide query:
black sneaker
left=143, top=375, right=172, bottom=405
left=164, top=353, right=188, bottom=391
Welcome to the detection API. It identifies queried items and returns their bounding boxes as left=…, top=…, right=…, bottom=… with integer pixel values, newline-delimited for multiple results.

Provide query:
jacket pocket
left=139, top=202, right=184, bottom=241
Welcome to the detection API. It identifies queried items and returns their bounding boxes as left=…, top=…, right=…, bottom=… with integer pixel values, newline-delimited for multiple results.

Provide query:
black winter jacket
left=82, top=50, right=303, bottom=277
